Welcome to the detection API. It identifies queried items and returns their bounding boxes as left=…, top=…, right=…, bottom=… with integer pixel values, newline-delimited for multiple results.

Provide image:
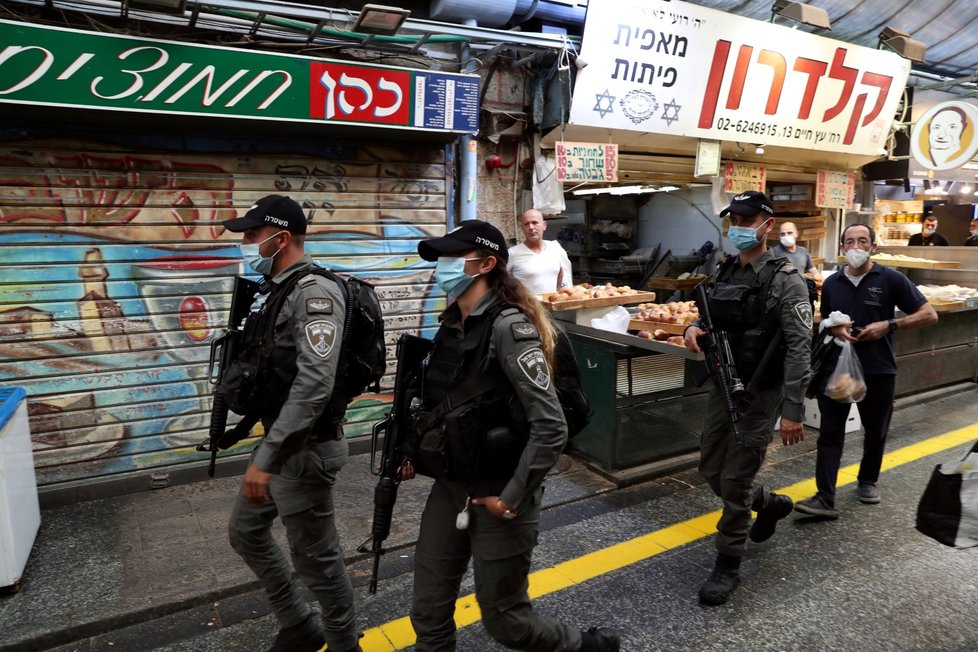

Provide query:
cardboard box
left=803, top=397, right=862, bottom=433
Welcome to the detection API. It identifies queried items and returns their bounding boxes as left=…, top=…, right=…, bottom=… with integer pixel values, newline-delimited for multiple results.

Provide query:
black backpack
left=280, top=266, right=386, bottom=414
left=315, top=268, right=387, bottom=407
left=482, top=303, right=591, bottom=440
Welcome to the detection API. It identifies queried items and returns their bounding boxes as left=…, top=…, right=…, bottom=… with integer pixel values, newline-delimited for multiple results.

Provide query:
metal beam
left=190, top=0, right=572, bottom=49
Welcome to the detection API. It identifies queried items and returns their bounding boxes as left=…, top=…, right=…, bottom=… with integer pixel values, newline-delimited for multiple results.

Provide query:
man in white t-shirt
left=507, top=209, right=573, bottom=294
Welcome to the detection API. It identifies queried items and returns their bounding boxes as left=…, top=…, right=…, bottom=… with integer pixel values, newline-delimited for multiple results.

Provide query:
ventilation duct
left=429, top=0, right=519, bottom=27
left=429, top=0, right=587, bottom=29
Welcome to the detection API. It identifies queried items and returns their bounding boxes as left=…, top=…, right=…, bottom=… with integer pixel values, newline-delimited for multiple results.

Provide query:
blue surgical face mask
left=727, top=220, right=768, bottom=251
left=240, top=231, right=285, bottom=276
left=434, top=256, right=482, bottom=298
left=970, top=229, right=978, bottom=238
left=923, top=227, right=936, bottom=236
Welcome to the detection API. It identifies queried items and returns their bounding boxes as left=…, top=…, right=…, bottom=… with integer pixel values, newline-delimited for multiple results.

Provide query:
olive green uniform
left=228, top=256, right=359, bottom=651
left=695, top=250, right=812, bottom=557
left=411, top=291, right=581, bottom=652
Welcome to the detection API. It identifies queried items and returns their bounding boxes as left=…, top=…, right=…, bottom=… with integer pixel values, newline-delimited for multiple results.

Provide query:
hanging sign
left=555, top=141, right=619, bottom=182
left=816, top=169, right=856, bottom=209
left=723, top=161, right=765, bottom=193
left=908, top=90, right=978, bottom=178
left=569, top=0, right=910, bottom=156
left=694, top=139, right=721, bottom=177
left=0, top=19, right=479, bottom=133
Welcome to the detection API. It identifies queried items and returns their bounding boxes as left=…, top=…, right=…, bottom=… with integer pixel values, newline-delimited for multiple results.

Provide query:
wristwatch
left=888, top=319, right=897, bottom=333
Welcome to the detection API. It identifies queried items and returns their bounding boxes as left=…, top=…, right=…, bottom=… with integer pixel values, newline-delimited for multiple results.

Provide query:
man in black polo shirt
left=795, top=224, right=938, bottom=519
left=907, top=216, right=949, bottom=246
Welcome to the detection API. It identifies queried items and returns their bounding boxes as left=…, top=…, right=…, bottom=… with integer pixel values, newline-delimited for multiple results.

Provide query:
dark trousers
left=814, top=373, right=896, bottom=507
left=698, top=384, right=783, bottom=558
left=228, top=442, right=358, bottom=652
left=411, top=479, right=581, bottom=652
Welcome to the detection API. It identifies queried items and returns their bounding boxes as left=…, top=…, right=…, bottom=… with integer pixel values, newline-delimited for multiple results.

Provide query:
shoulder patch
left=305, top=320, right=336, bottom=358
left=793, top=302, right=814, bottom=329
left=517, top=348, right=551, bottom=390
left=511, top=321, right=539, bottom=341
left=306, top=297, right=333, bottom=314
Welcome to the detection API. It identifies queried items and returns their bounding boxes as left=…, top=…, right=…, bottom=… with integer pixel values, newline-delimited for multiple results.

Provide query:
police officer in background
left=220, top=195, right=361, bottom=652
left=684, top=191, right=812, bottom=606
left=401, top=220, right=619, bottom=652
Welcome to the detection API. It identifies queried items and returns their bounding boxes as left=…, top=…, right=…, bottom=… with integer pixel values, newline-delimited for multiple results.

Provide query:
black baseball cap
left=418, top=220, right=509, bottom=262
left=719, top=190, right=775, bottom=219
left=222, top=195, right=307, bottom=234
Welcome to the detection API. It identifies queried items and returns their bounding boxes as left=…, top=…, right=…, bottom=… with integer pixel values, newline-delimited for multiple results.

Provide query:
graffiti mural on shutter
left=0, top=137, right=447, bottom=488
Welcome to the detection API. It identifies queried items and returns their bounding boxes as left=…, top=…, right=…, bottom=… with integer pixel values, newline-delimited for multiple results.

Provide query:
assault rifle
left=196, top=276, right=262, bottom=477
left=361, top=333, right=432, bottom=594
left=693, top=282, right=749, bottom=445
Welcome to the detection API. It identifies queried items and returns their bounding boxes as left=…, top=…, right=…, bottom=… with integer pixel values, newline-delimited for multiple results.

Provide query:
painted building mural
left=0, top=138, right=447, bottom=489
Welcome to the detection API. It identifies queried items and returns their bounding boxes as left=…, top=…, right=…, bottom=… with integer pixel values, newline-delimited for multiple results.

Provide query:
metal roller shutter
left=0, top=135, right=448, bottom=492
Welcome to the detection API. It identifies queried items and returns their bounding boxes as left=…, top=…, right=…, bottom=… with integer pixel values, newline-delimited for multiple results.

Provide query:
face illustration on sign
left=929, top=108, right=966, bottom=164
left=910, top=100, right=978, bottom=171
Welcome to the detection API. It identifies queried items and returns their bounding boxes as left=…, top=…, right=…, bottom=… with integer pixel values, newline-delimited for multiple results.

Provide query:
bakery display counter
left=893, top=305, right=978, bottom=397
left=560, top=322, right=706, bottom=475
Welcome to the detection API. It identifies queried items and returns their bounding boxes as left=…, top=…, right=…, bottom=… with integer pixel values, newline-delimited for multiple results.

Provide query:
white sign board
left=816, top=170, right=855, bottom=209
left=556, top=141, right=619, bottom=182
left=569, top=0, right=911, bottom=156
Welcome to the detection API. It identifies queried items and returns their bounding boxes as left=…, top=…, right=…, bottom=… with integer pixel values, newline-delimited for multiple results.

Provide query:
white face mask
left=844, top=247, right=871, bottom=269
left=780, top=235, right=796, bottom=248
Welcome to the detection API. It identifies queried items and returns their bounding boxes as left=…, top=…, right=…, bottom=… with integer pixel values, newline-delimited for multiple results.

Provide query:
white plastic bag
left=532, top=136, right=565, bottom=215
left=590, top=306, right=629, bottom=334
left=824, top=340, right=867, bottom=403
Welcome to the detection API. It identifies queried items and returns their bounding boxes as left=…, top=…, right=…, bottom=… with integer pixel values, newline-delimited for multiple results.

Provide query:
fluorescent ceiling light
left=572, top=187, right=613, bottom=196
left=572, top=185, right=679, bottom=196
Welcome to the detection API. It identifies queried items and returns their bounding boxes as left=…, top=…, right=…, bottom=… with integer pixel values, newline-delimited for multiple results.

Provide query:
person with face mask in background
left=403, top=220, right=620, bottom=652
left=907, top=216, right=949, bottom=246
left=965, top=217, right=978, bottom=246
left=683, top=191, right=812, bottom=606
left=770, top=221, right=822, bottom=282
left=219, top=195, right=362, bottom=652
left=795, top=224, right=938, bottom=520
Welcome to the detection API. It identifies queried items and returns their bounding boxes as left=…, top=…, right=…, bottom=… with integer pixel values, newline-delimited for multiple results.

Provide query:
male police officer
left=684, top=191, right=812, bottom=605
left=221, top=195, right=361, bottom=652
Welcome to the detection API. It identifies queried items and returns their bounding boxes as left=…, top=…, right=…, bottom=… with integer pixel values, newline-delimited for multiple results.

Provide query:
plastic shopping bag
left=590, top=306, right=630, bottom=334
left=915, top=439, right=978, bottom=548
left=823, top=340, right=866, bottom=403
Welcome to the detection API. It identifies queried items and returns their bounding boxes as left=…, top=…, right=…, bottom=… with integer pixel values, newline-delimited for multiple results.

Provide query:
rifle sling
left=744, top=330, right=784, bottom=398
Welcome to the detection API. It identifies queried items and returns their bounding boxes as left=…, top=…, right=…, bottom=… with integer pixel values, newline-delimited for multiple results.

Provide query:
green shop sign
left=0, top=19, right=479, bottom=133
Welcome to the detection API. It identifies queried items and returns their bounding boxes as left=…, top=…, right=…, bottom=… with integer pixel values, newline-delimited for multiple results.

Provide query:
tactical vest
left=222, top=267, right=340, bottom=438
left=704, top=256, right=795, bottom=387
left=411, top=304, right=528, bottom=485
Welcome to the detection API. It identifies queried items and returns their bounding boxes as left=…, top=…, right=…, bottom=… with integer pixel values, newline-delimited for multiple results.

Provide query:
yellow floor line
left=359, top=422, right=978, bottom=651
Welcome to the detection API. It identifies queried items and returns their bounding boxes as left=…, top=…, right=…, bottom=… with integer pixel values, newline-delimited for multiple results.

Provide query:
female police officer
left=401, top=221, right=619, bottom=652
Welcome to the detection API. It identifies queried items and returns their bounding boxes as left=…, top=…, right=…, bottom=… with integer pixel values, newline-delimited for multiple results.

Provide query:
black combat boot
left=698, top=553, right=741, bottom=606
left=749, top=492, right=794, bottom=543
left=264, top=613, right=327, bottom=652
left=580, top=626, right=621, bottom=652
